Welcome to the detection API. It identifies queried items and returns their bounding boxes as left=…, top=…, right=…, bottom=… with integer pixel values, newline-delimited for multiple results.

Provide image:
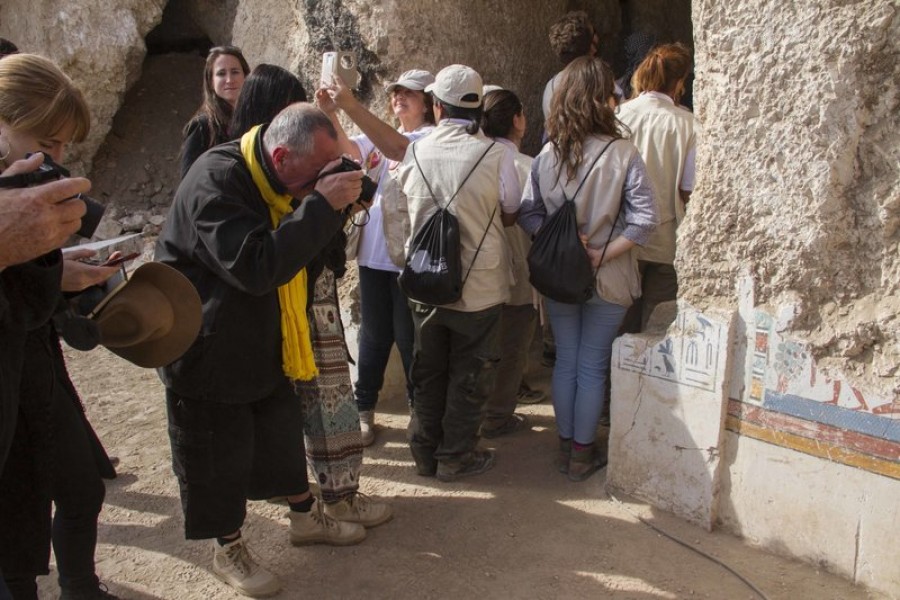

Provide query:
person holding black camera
left=154, top=102, right=369, bottom=597
left=0, top=53, right=122, bottom=600
left=232, top=64, right=392, bottom=531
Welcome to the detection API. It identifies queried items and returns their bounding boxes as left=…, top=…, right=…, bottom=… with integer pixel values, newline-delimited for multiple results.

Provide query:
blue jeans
left=354, top=266, right=415, bottom=411
left=546, top=294, right=627, bottom=445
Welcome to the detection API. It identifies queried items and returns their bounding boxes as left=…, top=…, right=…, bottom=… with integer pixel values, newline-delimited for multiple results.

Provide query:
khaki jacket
left=395, top=121, right=511, bottom=312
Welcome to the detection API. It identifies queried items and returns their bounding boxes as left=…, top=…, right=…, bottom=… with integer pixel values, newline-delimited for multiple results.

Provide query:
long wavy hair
left=184, top=45, right=250, bottom=146
left=547, top=56, right=623, bottom=182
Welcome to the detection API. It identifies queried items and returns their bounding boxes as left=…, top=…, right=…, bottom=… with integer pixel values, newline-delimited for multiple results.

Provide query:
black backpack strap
left=561, top=138, right=616, bottom=203
left=412, top=142, right=496, bottom=210
left=462, top=204, right=498, bottom=286
left=591, top=140, right=624, bottom=273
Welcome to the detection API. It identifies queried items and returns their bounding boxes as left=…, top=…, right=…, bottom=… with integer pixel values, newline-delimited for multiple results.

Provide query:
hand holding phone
left=100, top=252, right=139, bottom=267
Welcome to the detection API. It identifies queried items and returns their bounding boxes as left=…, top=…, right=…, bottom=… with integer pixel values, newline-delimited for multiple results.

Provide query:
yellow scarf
left=240, top=126, right=317, bottom=381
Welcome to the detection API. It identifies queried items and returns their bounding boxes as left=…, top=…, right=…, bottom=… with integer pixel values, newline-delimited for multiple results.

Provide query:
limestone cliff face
left=682, top=1, right=899, bottom=399
left=2, top=0, right=895, bottom=399
left=229, top=0, right=621, bottom=154
left=0, top=0, right=165, bottom=175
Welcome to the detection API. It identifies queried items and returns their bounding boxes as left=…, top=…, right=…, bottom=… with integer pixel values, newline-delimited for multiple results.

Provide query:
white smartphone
left=321, top=51, right=360, bottom=89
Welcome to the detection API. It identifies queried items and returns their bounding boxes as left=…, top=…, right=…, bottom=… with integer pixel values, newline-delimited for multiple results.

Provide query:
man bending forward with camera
left=155, top=103, right=366, bottom=598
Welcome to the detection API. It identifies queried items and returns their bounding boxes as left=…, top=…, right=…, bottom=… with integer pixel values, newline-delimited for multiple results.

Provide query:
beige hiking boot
left=211, top=538, right=281, bottom=598
left=324, top=492, right=393, bottom=528
left=359, top=410, right=375, bottom=446
left=288, top=500, right=366, bottom=546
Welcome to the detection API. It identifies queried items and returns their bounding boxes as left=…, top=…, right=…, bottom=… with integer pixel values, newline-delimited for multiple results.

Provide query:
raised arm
left=319, top=75, right=412, bottom=162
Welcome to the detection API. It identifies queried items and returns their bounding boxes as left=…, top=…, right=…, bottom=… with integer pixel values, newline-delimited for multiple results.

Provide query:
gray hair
left=263, top=102, right=336, bottom=156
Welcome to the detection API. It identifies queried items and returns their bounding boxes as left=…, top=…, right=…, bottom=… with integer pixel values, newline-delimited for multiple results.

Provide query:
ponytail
left=630, top=42, right=692, bottom=101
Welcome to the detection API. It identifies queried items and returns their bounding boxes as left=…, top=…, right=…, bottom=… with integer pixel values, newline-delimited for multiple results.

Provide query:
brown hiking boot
left=556, top=438, right=572, bottom=474
left=567, top=444, right=607, bottom=482
left=436, top=448, right=495, bottom=482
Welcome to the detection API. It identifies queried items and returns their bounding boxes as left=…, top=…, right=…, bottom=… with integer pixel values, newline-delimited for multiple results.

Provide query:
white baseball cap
left=482, top=84, right=504, bottom=94
left=425, top=64, right=484, bottom=109
left=385, top=69, right=435, bottom=93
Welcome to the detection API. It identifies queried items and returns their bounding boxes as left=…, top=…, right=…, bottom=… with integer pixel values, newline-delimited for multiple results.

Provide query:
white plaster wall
left=719, top=432, right=900, bottom=597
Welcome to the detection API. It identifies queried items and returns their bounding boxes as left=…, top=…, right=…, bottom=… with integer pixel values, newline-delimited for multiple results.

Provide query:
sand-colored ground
left=37, top=308, right=886, bottom=599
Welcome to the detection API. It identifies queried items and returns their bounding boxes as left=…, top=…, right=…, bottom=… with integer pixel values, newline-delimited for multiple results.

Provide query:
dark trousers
left=355, top=266, right=415, bottom=410
left=483, top=304, right=535, bottom=428
left=623, top=261, right=678, bottom=333
left=408, top=303, right=502, bottom=473
left=166, top=382, right=309, bottom=540
left=4, top=375, right=106, bottom=598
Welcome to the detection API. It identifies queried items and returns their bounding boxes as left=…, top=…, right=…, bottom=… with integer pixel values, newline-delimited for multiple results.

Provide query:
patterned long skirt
left=295, top=269, right=362, bottom=503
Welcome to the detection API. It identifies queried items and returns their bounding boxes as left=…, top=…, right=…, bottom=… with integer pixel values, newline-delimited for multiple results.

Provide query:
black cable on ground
left=607, top=492, right=772, bottom=600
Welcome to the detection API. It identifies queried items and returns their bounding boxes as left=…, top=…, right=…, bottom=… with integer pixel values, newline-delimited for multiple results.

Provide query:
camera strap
left=0, top=172, right=48, bottom=189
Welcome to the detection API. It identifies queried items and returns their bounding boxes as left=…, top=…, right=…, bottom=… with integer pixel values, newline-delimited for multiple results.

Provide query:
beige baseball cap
left=425, top=64, right=483, bottom=108
left=385, top=69, right=435, bottom=93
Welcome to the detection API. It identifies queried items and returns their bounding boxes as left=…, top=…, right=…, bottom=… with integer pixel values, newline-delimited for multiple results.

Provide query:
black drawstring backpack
left=399, top=142, right=496, bottom=306
left=527, top=139, right=617, bottom=304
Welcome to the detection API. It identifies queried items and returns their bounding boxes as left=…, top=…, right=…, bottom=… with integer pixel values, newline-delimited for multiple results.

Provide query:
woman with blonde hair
left=0, top=53, right=121, bottom=600
left=617, top=42, right=696, bottom=331
left=179, top=45, right=249, bottom=178
left=518, top=56, right=657, bottom=481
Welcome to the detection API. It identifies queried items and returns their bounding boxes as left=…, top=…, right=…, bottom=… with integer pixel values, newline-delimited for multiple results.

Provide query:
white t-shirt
left=352, top=126, right=434, bottom=272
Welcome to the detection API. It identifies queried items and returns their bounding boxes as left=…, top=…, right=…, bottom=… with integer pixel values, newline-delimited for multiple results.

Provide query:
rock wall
left=683, top=0, right=899, bottom=401
left=228, top=0, right=622, bottom=155
left=0, top=0, right=165, bottom=175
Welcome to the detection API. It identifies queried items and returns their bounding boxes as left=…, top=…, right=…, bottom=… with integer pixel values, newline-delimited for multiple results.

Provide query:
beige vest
left=505, top=148, right=534, bottom=306
left=396, top=121, right=511, bottom=312
left=534, top=136, right=642, bottom=307
left=617, top=94, right=696, bottom=264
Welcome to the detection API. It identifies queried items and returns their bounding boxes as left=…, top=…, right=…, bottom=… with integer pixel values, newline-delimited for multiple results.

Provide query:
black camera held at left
left=0, top=151, right=105, bottom=239
left=323, top=156, right=378, bottom=208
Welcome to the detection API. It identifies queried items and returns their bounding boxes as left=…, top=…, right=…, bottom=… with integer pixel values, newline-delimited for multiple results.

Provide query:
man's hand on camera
left=314, top=158, right=363, bottom=212
left=0, top=154, right=90, bottom=268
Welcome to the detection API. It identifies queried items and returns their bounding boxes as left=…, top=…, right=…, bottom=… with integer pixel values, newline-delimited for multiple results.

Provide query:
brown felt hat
left=92, top=262, right=201, bottom=368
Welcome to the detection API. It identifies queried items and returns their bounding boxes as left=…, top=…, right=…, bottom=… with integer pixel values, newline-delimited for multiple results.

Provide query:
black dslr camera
left=321, top=156, right=378, bottom=207
left=0, top=152, right=105, bottom=239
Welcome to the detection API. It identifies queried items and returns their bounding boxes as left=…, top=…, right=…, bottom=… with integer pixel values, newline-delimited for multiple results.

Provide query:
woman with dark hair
left=179, top=45, right=249, bottom=178
left=0, top=53, right=121, bottom=600
left=229, top=63, right=306, bottom=138
left=518, top=56, right=658, bottom=481
left=316, top=69, right=436, bottom=447
left=231, top=64, right=393, bottom=532
left=617, top=43, right=696, bottom=332
left=478, top=88, right=544, bottom=437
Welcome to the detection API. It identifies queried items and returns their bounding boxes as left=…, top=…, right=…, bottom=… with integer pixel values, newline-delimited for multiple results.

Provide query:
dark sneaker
left=60, top=582, right=120, bottom=600
left=436, top=449, right=495, bottom=482
left=516, top=383, right=547, bottom=405
left=481, top=413, right=530, bottom=439
left=540, top=351, right=556, bottom=368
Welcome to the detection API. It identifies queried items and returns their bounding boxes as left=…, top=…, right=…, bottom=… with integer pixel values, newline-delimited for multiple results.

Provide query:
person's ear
left=513, top=112, right=526, bottom=134
left=270, top=146, right=288, bottom=171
